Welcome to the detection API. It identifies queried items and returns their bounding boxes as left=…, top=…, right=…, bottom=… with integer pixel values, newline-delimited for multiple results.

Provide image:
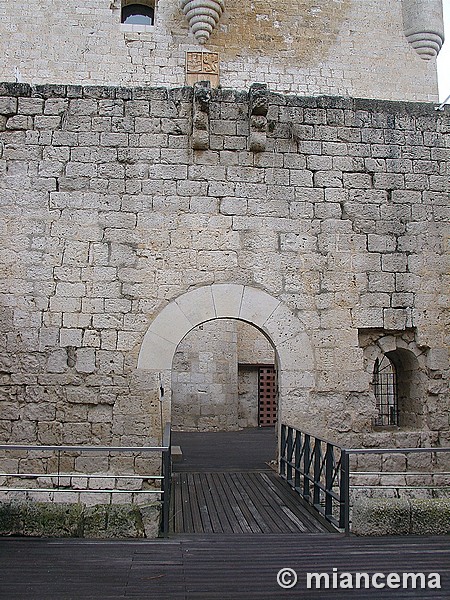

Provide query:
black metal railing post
left=161, top=423, right=172, bottom=537
left=325, top=443, right=334, bottom=521
left=286, top=426, right=293, bottom=484
left=294, top=430, right=301, bottom=491
left=303, top=433, right=311, bottom=501
left=313, top=439, right=322, bottom=507
left=280, top=424, right=287, bottom=478
left=340, top=448, right=350, bottom=535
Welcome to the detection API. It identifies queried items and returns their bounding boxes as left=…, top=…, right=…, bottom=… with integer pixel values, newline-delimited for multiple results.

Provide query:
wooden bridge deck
left=171, top=471, right=331, bottom=534
left=1, top=535, right=449, bottom=599
left=170, top=428, right=331, bottom=534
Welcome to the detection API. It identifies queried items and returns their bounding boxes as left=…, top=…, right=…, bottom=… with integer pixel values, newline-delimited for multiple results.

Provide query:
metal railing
left=280, top=424, right=347, bottom=531
left=0, top=422, right=172, bottom=536
left=280, top=423, right=450, bottom=535
left=342, top=445, right=450, bottom=535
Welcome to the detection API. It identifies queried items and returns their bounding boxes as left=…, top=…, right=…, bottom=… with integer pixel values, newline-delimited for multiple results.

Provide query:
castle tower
left=0, top=0, right=448, bottom=535
left=0, top=0, right=445, bottom=101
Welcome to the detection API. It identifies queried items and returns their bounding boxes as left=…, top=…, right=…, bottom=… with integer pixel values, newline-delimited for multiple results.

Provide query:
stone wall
left=172, top=319, right=275, bottom=430
left=0, top=82, right=448, bottom=453
left=0, top=0, right=443, bottom=102
left=172, top=319, right=239, bottom=430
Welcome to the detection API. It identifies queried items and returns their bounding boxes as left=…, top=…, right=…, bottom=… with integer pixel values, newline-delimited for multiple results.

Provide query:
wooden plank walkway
left=171, top=428, right=276, bottom=472
left=170, top=428, right=331, bottom=534
left=171, top=471, right=331, bottom=534
left=1, top=535, right=449, bottom=599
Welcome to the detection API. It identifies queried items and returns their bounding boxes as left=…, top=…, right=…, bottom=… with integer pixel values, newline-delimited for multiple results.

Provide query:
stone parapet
left=353, top=498, right=450, bottom=535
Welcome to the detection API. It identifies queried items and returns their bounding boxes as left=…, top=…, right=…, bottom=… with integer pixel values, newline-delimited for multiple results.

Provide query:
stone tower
left=0, top=0, right=445, bottom=101
left=0, top=0, right=448, bottom=515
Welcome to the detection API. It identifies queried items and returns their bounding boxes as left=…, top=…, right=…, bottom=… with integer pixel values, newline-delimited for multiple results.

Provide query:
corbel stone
left=401, top=0, right=445, bottom=60
left=248, top=83, right=269, bottom=153
left=192, top=80, right=211, bottom=150
left=180, top=0, right=225, bottom=45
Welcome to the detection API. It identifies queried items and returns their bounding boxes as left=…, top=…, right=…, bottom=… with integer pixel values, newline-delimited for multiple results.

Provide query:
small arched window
left=373, top=355, right=398, bottom=426
left=121, top=3, right=154, bottom=26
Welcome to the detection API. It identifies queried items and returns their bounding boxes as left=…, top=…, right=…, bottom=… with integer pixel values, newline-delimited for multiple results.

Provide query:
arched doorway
left=171, top=318, right=277, bottom=432
left=137, top=283, right=315, bottom=442
left=137, top=285, right=325, bottom=533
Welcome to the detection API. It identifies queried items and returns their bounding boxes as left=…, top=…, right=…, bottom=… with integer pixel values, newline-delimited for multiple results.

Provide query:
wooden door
left=258, top=366, right=277, bottom=426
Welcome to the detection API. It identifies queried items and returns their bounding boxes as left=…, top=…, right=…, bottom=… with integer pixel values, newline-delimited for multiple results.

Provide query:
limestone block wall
left=237, top=321, right=274, bottom=365
left=0, top=82, right=448, bottom=452
left=172, top=319, right=239, bottom=431
left=0, top=0, right=443, bottom=102
left=172, top=319, right=274, bottom=431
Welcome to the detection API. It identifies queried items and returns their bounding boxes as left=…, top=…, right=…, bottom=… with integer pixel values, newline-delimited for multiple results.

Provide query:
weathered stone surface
left=0, top=2, right=442, bottom=102
left=0, top=501, right=160, bottom=538
left=352, top=498, right=411, bottom=536
left=353, top=498, right=450, bottom=536
left=0, top=85, right=447, bottom=482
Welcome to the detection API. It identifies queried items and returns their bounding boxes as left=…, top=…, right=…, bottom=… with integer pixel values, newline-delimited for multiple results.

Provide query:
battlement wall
left=0, top=82, right=448, bottom=447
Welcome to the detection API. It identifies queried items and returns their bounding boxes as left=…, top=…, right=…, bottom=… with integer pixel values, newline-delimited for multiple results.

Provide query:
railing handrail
left=280, top=423, right=450, bottom=536
left=0, top=444, right=170, bottom=453
left=0, top=422, right=173, bottom=537
left=344, top=446, right=450, bottom=455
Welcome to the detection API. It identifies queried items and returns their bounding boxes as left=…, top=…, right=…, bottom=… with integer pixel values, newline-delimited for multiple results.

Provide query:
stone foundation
left=0, top=501, right=160, bottom=538
left=352, top=498, right=450, bottom=536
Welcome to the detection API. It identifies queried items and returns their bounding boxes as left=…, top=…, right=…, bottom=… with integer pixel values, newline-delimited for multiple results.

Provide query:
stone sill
left=353, top=498, right=450, bottom=536
left=120, top=24, right=155, bottom=33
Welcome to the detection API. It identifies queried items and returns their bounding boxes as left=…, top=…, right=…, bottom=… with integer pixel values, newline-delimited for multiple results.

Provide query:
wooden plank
left=205, top=473, right=234, bottom=534
left=179, top=473, right=194, bottom=533
left=172, top=469, right=330, bottom=535
left=187, top=472, right=204, bottom=533
left=243, top=471, right=301, bottom=533
left=1, top=536, right=449, bottom=599
left=197, top=473, right=225, bottom=534
left=218, top=473, right=255, bottom=534
left=172, top=473, right=184, bottom=533
left=260, top=472, right=323, bottom=532
left=227, top=473, right=264, bottom=533
left=232, top=472, right=285, bottom=533
left=209, top=472, right=243, bottom=533
left=192, top=472, right=214, bottom=533
left=261, top=472, right=329, bottom=533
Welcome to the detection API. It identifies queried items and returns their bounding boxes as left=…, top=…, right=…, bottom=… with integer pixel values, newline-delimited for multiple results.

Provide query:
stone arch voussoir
left=137, top=284, right=313, bottom=373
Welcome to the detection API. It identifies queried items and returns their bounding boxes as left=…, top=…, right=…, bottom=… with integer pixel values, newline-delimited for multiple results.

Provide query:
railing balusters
left=303, top=434, right=311, bottom=502
left=313, top=439, right=322, bottom=507
left=280, top=424, right=287, bottom=478
left=280, top=424, right=449, bottom=534
left=340, top=449, right=350, bottom=534
left=286, top=426, right=293, bottom=484
left=294, top=430, right=301, bottom=491
left=280, top=425, right=345, bottom=532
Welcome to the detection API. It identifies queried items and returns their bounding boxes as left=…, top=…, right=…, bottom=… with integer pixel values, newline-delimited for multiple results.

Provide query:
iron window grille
left=373, top=355, right=398, bottom=426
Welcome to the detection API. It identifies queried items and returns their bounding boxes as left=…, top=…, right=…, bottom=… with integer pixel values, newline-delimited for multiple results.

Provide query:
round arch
left=137, top=284, right=315, bottom=428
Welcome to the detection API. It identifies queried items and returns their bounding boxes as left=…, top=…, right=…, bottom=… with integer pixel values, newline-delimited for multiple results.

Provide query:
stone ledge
left=0, top=81, right=446, bottom=115
left=0, top=501, right=161, bottom=539
left=352, top=498, right=450, bottom=536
